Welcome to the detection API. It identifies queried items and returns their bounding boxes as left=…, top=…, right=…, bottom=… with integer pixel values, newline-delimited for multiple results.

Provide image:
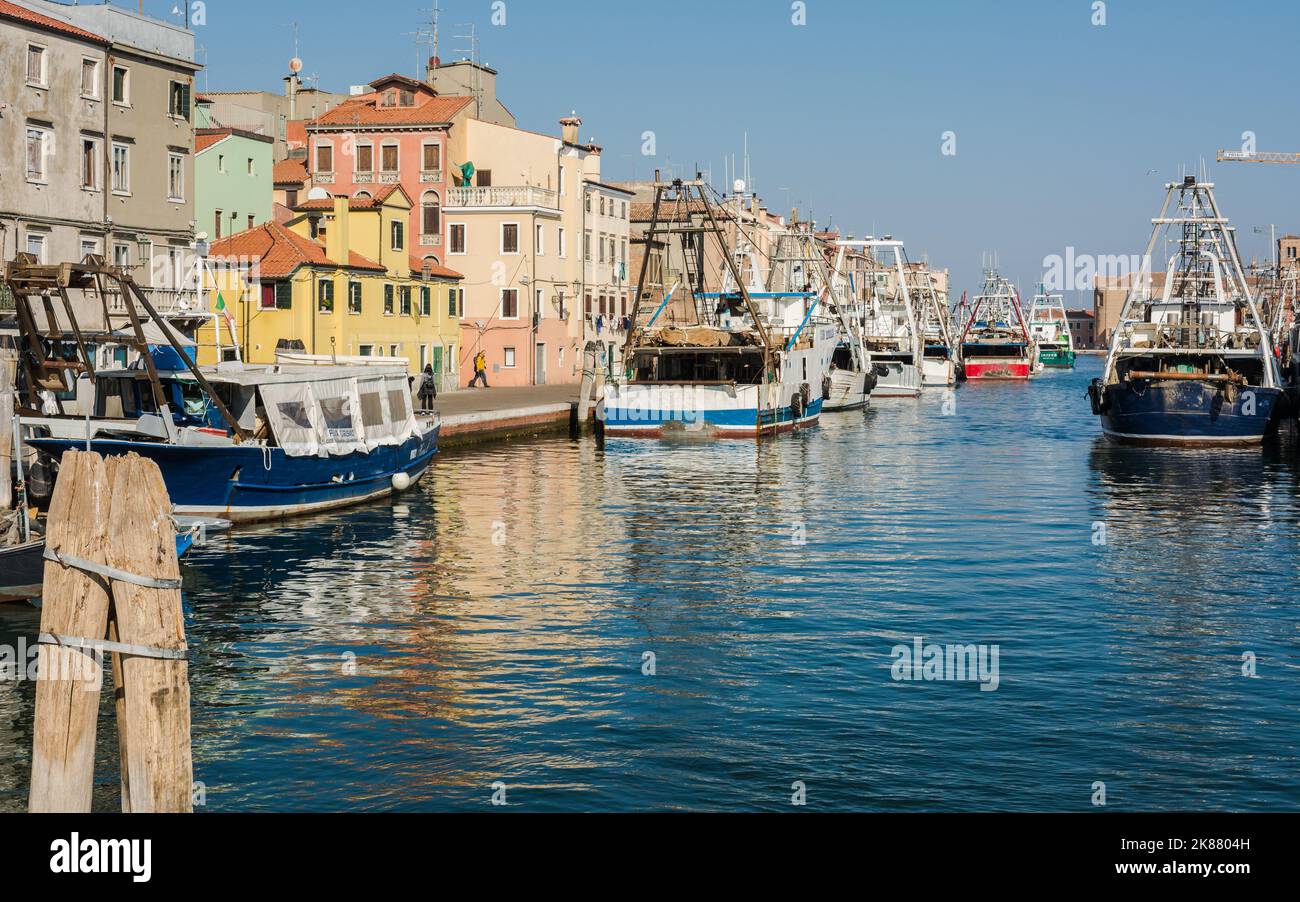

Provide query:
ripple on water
left=1, top=357, right=1298, bottom=811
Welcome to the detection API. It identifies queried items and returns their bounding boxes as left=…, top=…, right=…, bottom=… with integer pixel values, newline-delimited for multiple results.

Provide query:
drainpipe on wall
left=531, top=212, right=538, bottom=385
left=104, top=52, right=113, bottom=264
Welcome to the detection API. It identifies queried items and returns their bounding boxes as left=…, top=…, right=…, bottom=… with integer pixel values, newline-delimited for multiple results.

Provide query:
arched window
left=421, top=191, right=441, bottom=237
left=354, top=190, right=373, bottom=201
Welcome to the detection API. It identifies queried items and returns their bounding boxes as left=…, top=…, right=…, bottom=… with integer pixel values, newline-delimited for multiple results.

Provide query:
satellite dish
left=289, top=57, right=303, bottom=75
left=733, top=179, right=746, bottom=195
left=306, top=187, right=330, bottom=201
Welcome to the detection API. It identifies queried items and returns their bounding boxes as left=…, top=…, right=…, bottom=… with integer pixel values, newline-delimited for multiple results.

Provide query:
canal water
left=2, top=355, right=1298, bottom=812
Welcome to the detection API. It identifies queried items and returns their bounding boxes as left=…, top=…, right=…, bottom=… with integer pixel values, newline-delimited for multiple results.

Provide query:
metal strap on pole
left=43, top=546, right=182, bottom=590
left=38, top=632, right=188, bottom=661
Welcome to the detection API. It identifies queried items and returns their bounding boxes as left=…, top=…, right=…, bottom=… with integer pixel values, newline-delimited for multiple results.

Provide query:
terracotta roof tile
left=209, top=221, right=384, bottom=279
left=409, top=255, right=464, bottom=281
left=194, top=132, right=229, bottom=154
left=0, top=0, right=106, bottom=43
left=273, top=157, right=308, bottom=185
left=309, top=93, right=473, bottom=128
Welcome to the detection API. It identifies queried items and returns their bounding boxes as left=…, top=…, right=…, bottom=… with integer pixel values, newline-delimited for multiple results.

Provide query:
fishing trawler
left=1088, top=177, right=1284, bottom=445
left=3, top=258, right=439, bottom=523
left=959, top=270, right=1033, bottom=380
left=909, top=263, right=959, bottom=386
left=603, top=175, right=835, bottom=438
left=845, top=238, right=923, bottom=397
left=1027, top=287, right=1077, bottom=369
left=776, top=225, right=873, bottom=412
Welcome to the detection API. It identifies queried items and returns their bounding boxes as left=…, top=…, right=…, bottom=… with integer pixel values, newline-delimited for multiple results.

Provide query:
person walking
left=469, top=350, right=490, bottom=388
left=418, top=364, right=437, bottom=410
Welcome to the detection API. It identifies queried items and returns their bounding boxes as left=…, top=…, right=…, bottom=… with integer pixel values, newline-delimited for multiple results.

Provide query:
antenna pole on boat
left=624, top=171, right=665, bottom=362
left=1203, top=185, right=1279, bottom=387
left=1104, top=183, right=1176, bottom=383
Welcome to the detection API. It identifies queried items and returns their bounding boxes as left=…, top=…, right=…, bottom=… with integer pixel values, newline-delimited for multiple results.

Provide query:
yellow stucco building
left=203, top=186, right=463, bottom=387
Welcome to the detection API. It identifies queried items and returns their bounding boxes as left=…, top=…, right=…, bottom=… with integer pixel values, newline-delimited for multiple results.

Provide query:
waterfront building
left=0, top=0, right=199, bottom=321
left=194, top=118, right=275, bottom=241
left=1066, top=309, right=1097, bottom=349
left=205, top=189, right=463, bottom=384
left=305, top=71, right=471, bottom=279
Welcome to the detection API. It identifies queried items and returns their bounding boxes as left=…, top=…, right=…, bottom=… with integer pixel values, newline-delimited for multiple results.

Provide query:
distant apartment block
left=0, top=0, right=200, bottom=321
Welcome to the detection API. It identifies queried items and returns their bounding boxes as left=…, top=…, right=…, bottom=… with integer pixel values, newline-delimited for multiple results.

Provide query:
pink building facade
left=305, top=74, right=471, bottom=277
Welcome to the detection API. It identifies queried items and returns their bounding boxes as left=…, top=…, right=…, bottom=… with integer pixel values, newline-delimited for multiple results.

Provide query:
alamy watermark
left=890, top=637, right=1000, bottom=692
left=1042, top=248, right=1151, bottom=292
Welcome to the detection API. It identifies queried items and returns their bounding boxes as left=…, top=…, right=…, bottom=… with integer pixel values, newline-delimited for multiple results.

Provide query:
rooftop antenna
left=404, top=5, right=439, bottom=81
left=196, top=44, right=208, bottom=92
left=452, top=23, right=482, bottom=117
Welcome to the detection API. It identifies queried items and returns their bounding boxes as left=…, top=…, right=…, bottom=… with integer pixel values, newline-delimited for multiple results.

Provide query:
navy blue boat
left=4, top=259, right=438, bottom=524
left=1090, top=178, right=1284, bottom=446
left=19, top=360, right=440, bottom=523
left=1094, top=378, right=1283, bottom=446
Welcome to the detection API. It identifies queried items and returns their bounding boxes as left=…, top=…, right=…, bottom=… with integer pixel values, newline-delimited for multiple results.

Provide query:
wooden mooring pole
left=29, top=450, right=192, bottom=813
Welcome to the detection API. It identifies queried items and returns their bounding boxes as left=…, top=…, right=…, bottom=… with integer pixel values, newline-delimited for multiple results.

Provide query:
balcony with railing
left=446, top=185, right=559, bottom=210
left=104, top=286, right=204, bottom=318
left=420, top=169, right=443, bottom=184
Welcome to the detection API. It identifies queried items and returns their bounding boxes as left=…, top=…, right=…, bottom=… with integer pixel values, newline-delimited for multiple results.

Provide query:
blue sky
left=144, top=0, right=1298, bottom=304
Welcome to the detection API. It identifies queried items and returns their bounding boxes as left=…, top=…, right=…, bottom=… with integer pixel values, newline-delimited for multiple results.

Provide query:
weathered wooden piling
left=28, top=450, right=191, bottom=813
left=105, top=453, right=191, bottom=813
left=28, top=451, right=114, bottom=812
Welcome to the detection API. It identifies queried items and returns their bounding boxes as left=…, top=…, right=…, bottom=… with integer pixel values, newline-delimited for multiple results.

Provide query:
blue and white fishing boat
left=844, top=238, right=924, bottom=397
left=4, top=259, right=438, bottom=523
left=604, top=175, right=834, bottom=438
left=1089, top=177, right=1284, bottom=445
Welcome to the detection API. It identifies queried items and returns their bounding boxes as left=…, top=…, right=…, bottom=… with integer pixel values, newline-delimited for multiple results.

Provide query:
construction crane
left=1217, top=150, right=1300, bottom=164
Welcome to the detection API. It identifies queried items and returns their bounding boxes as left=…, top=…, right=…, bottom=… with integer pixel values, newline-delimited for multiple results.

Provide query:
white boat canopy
left=259, top=372, right=417, bottom=458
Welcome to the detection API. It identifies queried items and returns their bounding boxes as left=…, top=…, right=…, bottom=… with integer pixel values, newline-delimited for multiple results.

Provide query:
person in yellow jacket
left=469, top=349, right=490, bottom=388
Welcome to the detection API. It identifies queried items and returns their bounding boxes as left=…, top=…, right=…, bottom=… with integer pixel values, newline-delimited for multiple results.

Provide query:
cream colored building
left=445, top=114, right=626, bottom=386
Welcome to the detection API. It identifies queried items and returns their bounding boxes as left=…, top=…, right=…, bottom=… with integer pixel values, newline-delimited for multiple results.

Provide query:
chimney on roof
left=425, top=55, right=441, bottom=87
left=326, top=194, right=351, bottom=266
left=560, top=113, right=582, bottom=145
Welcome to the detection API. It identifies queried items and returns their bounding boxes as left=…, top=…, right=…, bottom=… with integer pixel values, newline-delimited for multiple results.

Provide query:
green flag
left=460, top=162, right=475, bottom=185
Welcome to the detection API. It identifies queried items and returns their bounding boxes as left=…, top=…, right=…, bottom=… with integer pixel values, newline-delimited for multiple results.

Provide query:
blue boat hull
left=28, top=426, right=439, bottom=523
left=1099, top=381, right=1282, bottom=445
left=604, top=398, right=823, bottom=438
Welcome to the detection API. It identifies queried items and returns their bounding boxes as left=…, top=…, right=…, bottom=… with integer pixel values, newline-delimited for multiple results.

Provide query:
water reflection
left=0, top=357, right=1298, bottom=811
